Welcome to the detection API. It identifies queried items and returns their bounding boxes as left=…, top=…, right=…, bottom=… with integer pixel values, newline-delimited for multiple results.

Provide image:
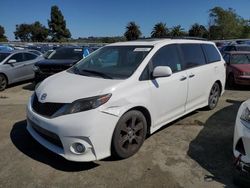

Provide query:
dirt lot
left=0, top=82, right=249, bottom=188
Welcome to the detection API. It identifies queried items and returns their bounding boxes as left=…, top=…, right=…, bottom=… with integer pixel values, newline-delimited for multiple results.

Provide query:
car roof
left=108, top=38, right=214, bottom=47
left=224, top=51, right=250, bottom=55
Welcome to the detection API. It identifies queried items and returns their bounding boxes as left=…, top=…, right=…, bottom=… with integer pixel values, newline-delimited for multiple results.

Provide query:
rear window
left=180, top=44, right=206, bottom=68
left=202, top=44, right=221, bottom=63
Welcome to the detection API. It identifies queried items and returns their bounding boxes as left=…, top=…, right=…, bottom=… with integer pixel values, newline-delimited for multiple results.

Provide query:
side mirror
left=152, top=66, right=172, bottom=78
left=7, top=59, right=17, bottom=64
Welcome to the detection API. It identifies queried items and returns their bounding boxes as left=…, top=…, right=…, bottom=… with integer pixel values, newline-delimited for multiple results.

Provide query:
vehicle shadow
left=187, top=99, right=243, bottom=187
left=22, top=82, right=36, bottom=91
left=6, top=80, right=33, bottom=90
left=10, top=120, right=99, bottom=172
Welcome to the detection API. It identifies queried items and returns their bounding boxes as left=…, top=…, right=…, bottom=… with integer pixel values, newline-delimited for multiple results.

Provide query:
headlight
left=240, top=107, right=250, bottom=127
left=53, top=94, right=112, bottom=117
left=33, top=65, right=40, bottom=72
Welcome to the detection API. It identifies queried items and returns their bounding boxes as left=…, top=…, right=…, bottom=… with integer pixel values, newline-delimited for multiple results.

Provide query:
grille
left=32, top=94, right=65, bottom=117
left=29, top=118, right=63, bottom=148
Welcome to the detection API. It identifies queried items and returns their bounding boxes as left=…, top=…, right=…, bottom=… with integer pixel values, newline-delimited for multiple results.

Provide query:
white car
left=26, top=39, right=226, bottom=162
left=233, top=99, right=250, bottom=186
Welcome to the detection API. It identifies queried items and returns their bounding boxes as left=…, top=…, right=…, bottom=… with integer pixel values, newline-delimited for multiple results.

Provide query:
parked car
left=26, top=39, right=226, bottom=161
left=0, top=50, right=43, bottom=91
left=220, top=44, right=250, bottom=55
left=233, top=99, right=250, bottom=186
left=33, top=46, right=84, bottom=83
left=223, top=51, right=250, bottom=87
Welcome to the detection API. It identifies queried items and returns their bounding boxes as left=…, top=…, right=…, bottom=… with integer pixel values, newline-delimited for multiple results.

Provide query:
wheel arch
left=215, top=80, right=222, bottom=95
left=0, top=72, right=9, bottom=85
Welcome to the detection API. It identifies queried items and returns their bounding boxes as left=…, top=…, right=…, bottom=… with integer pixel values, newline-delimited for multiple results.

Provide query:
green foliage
left=124, top=22, right=142, bottom=41
left=170, top=25, right=186, bottom=37
left=48, top=5, right=71, bottom=42
left=208, top=7, right=248, bottom=39
left=189, top=23, right=208, bottom=38
left=14, top=22, right=48, bottom=42
left=151, top=22, right=168, bottom=38
left=0, top=25, right=7, bottom=42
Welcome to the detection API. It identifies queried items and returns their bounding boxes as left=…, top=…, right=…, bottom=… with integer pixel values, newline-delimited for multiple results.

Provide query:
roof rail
left=137, top=36, right=208, bottom=41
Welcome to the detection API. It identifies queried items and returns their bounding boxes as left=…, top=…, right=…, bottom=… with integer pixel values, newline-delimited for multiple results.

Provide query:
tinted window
left=0, top=53, right=11, bottom=62
left=48, top=47, right=83, bottom=60
left=202, top=44, right=221, bottom=63
left=180, top=44, right=206, bottom=68
left=24, top=53, right=37, bottom=61
left=236, top=46, right=250, bottom=51
left=151, top=44, right=182, bottom=73
left=230, top=54, right=250, bottom=64
left=9, top=53, right=23, bottom=62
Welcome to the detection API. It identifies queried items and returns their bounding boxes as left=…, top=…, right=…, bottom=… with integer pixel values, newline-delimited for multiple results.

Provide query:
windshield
left=70, top=46, right=153, bottom=79
left=0, top=53, right=10, bottom=62
left=231, top=54, right=250, bottom=64
left=48, top=47, right=83, bottom=60
left=236, top=46, right=250, bottom=51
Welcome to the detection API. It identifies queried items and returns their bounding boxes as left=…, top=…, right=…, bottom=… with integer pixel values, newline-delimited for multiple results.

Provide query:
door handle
left=180, top=76, right=187, bottom=81
left=189, top=73, right=195, bottom=78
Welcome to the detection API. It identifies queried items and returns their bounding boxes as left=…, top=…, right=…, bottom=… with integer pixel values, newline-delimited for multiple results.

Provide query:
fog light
left=75, top=143, right=85, bottom=153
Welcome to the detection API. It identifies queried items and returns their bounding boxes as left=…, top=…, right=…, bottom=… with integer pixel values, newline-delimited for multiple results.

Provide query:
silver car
left=0, top=50, right=43, bottom=91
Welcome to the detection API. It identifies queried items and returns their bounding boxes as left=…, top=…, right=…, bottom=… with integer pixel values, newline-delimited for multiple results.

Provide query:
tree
left=151, top=22, right=168, bottom=38
left=124, top=22, right=142, bottom=41
left=0, top=25, right=7, bottom=42
left=170, top=25, right=186, bottom=37
left=14, top=24, right=32, bottom=42
left=48, top=5, right=71, bottom=42
left=31, top=21, right=49, bottom=42
left=189, top=23, right=208, bottom=38
left=208, top=7, right=244, bottom=39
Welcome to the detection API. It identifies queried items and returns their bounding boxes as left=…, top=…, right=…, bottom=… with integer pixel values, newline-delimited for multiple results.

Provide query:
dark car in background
left=220, top=44, right=250, bottom=55
left=33, top=46, right=84, bottom=83
left=223, top=51, right=250, bottom=87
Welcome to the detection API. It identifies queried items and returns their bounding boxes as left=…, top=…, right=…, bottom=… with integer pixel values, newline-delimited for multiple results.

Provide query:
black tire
left=228, top=74, right=235, bottom=88
left=0, top=74, right=7, bottom=91
left=207, top=82, right=221, bottom=110
left=112, top=110, right=147, bottom=159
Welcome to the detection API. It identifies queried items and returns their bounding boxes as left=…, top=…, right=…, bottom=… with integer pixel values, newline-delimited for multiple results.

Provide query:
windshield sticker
left=133, top=48, right=151, bottom=52
left=74, top=49, right=83, bottom=52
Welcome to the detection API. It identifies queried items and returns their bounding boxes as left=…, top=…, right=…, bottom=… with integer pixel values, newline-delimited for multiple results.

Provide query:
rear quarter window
left=202, top=44, right=221, bottom=63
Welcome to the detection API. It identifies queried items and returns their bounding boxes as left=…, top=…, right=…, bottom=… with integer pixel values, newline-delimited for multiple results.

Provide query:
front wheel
left=112, top=110, right=147, bottom=159
left=207, top=82, right=221, bottom=110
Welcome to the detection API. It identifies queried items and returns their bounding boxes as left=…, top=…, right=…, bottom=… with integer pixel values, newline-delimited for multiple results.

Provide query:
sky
left=1, top=0, right=250, bottom=40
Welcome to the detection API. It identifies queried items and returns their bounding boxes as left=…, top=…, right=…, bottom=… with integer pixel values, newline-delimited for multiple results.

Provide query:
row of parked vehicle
left=0, top=44, right=100, bottom=91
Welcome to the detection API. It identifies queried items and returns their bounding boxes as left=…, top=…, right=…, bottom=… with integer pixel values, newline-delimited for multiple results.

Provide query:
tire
left=207, top=82, right=221, bottom=110
left=112, top=110, right=147, bottom=159
left=0, top=74, right=7, bottom=91
left=228, top=74, right=235, bottom=88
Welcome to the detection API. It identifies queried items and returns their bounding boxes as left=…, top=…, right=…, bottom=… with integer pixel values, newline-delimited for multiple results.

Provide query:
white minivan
left=26, top=39, right=226, bottom=161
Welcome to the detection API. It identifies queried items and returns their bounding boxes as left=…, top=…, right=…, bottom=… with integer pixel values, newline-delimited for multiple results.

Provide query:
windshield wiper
left=80, top=69, right=113, bottom=79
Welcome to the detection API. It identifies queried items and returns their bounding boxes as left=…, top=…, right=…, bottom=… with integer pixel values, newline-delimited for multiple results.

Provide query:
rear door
left=179, top=43, right=212, bottom=112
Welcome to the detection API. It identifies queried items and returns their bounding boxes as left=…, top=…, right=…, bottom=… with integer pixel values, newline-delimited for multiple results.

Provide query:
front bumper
left=26, top=97, right=120, bottom=162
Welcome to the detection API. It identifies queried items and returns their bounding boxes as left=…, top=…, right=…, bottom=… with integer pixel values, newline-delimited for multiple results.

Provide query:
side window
left=151, top=44, right=182, bottom=73
left=9, top=53, right=24, bottom=63
left=23, top=53, right=38, bottom=61
left=202, top=44, right=221, bottom=63
left=223, top=54, right=230, bottom=63
left=180, top=44, right=206, bottom=68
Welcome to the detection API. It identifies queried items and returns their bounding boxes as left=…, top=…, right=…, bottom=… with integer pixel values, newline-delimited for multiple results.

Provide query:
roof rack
left=137, top=36, right=208, bottom=41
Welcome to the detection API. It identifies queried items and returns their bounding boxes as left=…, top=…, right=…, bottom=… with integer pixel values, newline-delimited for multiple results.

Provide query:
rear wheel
left=0, top=74, right=7, bottom=91
left=112, top=110, right=147, bottom=159
left=207, top=82, right=220, bottom=110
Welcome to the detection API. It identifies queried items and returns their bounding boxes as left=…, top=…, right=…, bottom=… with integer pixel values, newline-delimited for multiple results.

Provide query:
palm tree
left=189, top=23, right=208, bottom=38
left=124, top=22, right=142, bottom=41
left=170, top=25, right=186, bottom=37
left=151, top=22, right=168, bottom=38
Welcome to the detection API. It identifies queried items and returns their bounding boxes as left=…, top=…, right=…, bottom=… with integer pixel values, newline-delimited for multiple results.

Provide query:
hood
left=231, top=64, right=250, bottom=72
left=35, top=71, right=122, bottom=103
left=35, top=59, right=79, bottom=66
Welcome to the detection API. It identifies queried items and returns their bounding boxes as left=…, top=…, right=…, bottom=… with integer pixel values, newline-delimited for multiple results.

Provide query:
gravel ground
left=0, top=82, right=249, bottom=188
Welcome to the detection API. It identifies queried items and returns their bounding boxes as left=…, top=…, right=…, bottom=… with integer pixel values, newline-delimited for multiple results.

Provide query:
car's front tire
left=207, top=82, right=221, bottom=110
left=112, top=110, right=147, bottom=159
left=0, top=74, right=7, bottom=91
